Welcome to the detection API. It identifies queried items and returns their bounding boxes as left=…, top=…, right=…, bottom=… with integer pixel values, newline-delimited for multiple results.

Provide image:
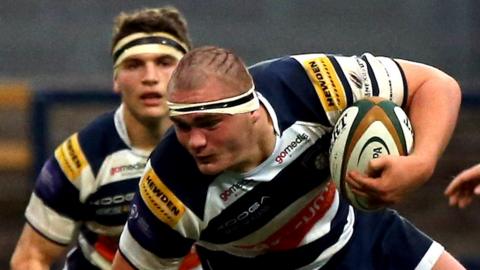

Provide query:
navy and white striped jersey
left=119, top=53, right=443, bottom=269
left=26, top=106, right=150, bottom=269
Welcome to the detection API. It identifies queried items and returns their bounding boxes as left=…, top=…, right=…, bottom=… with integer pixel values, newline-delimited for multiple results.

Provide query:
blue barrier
left=30, top=89, right=120, bottom=175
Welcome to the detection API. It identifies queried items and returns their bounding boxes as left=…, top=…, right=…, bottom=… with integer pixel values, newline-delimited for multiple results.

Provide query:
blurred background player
left=10, top=6, right=200, bottom=270
left=112, top=46, right=464, bottom=269
left=445, top=163, right=480, bottom=208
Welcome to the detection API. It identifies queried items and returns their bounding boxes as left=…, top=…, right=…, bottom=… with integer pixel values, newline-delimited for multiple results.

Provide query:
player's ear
left=250, top=109, right=261, bottom=123
left=113, top=79, right=121, bottom=94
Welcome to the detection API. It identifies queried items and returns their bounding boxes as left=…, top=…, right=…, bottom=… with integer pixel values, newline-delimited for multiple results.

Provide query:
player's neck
left=123, top=110, right=171, bottom=152
left=246, top=105, right=276, bottom=171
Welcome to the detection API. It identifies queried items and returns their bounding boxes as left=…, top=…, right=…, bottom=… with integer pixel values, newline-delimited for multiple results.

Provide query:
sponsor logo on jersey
left=110, top=162, right=146, bottom=176
left=219, top=179, right=253, bottom=202
left=217, top=195, right=271, bottom=234
left=355, top=58, right=372, bottom=96
left=235, top=182, right=335, bottom=251
left=275, top=133, right=309, bottom=164
left=139, top=169, right=185, bottom=227
left=90, top=192, right=135, bottom=216
left=348, top=72, right=363, bottom=89
left=129, top=203, right=139, bottom=220
left=303, top=56, right=347, bottom=112
left=54, top=133, right=87, bottom=181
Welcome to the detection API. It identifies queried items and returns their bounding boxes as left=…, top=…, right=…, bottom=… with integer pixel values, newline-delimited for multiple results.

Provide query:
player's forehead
left=169, top=79, right=237, bottom=103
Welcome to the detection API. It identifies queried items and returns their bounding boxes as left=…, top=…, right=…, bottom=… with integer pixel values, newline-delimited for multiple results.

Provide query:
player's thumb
left=366, top=157, right=386, bottom=177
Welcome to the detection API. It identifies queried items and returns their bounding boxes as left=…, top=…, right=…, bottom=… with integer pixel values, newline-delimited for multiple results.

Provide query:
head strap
left=168, top=86, right=260, bottom=116
left=112, top=32, right=188, bottom=76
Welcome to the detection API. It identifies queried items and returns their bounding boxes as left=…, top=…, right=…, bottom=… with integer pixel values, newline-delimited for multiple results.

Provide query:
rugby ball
left=329, top=97, right=414, bottom=211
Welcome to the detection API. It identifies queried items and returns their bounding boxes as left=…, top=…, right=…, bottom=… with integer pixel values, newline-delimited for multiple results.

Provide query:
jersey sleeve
left=118, top=161, right=195, bottom=269
left=25, top=133, right=90, bottom=245
left=291, top=53, right=408, bottom=125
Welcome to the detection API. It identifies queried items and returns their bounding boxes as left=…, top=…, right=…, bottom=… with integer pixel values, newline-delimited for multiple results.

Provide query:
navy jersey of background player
left=119, top=53, right=441, bottom=269
left=25, top=105, right=149, bottom=268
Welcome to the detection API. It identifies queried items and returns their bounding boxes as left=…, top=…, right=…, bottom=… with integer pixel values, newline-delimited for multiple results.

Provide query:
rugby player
left=10, top=6, right=200, bottom=270
left=111, top=46, right=465, bottom=269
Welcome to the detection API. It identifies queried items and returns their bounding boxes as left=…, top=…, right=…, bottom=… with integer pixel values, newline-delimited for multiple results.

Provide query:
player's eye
left=174, top=121, right=191, bottom=132
left=156, top=56, right=177, bottom=67
left=122, top=60, right=142, bottom=70
left=197, top=119, right=221, bottom=130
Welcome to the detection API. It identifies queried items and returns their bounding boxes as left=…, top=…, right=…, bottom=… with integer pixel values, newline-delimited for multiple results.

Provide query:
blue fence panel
left=30, top=89, right=120, bottom=175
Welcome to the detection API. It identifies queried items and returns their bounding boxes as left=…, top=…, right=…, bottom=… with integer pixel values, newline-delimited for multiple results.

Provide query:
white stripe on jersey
left=78, top=233, right=112, bottom=270
left=25, top=193, right=78, bottom=244
left=291, top=53, right=406, bottom=126
left=173, top=107, right=332, bottom=240
left=415, top=241, right=444, bottom=270
left=120, top=225, right=183, bottom=270
left=362, top=53, right=406, bottom=104
left=196, top=187, right=345, bottom=258
left=298, top=205, right=354, bottom=270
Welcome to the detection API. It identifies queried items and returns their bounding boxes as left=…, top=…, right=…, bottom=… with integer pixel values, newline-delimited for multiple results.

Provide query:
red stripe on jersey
left=94, top=235, right=119, bottom=262
left=263, top=181, right=336, bottom=251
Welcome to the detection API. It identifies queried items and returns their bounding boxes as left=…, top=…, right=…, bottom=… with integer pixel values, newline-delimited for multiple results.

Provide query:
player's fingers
left=346, top=171, right=375, bottom=190
left=449, top=166, right=480, bottom=186
left=448, top=193, right=459, bottom=207
left=347, top=172, right=382, bottom=199
left=348, top=185, right=369, bottom=198
left=345, top=173, right=363, bottom=190
left=444, top=182, right=457, bottom=196
left=458, top=197, right=472, bottom=209
left=444, top=176, right=466, bottom=195
left=474, top=184, right=480, bottom=195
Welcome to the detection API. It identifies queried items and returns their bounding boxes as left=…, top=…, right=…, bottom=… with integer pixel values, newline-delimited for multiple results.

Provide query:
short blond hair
left=168, top=46, right=253, bottom=96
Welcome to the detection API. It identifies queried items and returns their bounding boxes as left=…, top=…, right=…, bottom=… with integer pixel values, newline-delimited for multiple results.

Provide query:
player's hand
left=444, top=164, right=480, bottom=208
left=345, top=154, right=434, bottom=207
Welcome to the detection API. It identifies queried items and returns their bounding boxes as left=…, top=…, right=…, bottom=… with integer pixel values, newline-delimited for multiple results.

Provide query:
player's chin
left=140, top=106, right=169, bottom=118
left=196, top=162, right=224, bottom=175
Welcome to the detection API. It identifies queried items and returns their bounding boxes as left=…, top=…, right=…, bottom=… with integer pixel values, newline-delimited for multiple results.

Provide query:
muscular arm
left=347, top=60, right=461, bottom=205
left=10, top=223, right=68, bottom=270
left=399, top=59, right=461, bottom=177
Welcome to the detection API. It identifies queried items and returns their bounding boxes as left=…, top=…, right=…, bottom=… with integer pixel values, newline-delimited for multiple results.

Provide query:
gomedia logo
left=219, top=179, right=251, bottom=202
left=110, top=162, right=146, bottom=176
left=275, top=133, right=309, bottom=164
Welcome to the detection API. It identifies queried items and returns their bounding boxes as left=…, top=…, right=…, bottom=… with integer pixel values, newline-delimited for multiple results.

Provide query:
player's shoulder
left=54, top=110, right=127, bottom=168
left=248, top=55, right=301, bottom=75
left=78, top=109, right=126, bottom=151
left=147, top=128, right=213, bottom=214
left=248, top=53, right=356, bottom=88
left=149, top=128, right=196, bottom=174
left=77, top=110, right=117, bottom=140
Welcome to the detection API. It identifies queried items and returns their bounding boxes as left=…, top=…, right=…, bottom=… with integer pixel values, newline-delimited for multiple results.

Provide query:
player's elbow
left=10, top=246, right=49, bottom=270
left=10, top=253, right=33, bottom=270
left=442, top=74, right=462, bottom=107
left=11, top=256, right=50, bottom=270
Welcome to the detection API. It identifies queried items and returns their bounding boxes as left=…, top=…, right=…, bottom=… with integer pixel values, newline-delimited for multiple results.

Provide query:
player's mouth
left=194, top=154, right=214, bottom=164
left=140, top=92, right=163, bottom=106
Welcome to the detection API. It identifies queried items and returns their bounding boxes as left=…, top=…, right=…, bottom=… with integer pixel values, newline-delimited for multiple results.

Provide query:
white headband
left=168, top=86, right=260, bottom=116
left=112, top=32, right=188, bottom=76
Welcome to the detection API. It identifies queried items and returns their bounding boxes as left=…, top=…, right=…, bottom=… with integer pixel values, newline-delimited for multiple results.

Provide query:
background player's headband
left=168, top=86, right=260, bottom=116
left=112, top=32, right=188, bottom=75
